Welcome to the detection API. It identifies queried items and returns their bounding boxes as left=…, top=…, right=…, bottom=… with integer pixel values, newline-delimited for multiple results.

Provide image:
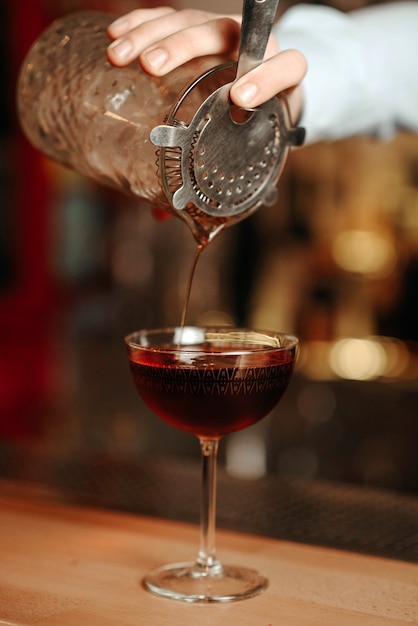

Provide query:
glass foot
left=143, top=561, right=268, bottom=603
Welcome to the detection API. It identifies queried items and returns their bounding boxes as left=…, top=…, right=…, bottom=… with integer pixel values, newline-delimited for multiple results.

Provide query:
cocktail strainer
left=151, top=0, right=305, bottom=223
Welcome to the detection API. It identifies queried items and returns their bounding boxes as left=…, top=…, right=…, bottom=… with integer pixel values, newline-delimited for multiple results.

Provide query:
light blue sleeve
left=273, top=2, right=418, bottom=143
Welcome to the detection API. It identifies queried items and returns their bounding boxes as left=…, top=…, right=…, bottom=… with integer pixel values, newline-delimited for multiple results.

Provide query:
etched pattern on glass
left=130, top=361, right=294, bottom=395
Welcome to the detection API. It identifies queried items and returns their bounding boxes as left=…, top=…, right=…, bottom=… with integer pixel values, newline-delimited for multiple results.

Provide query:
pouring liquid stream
left=180, top=243, right=206, bottom=328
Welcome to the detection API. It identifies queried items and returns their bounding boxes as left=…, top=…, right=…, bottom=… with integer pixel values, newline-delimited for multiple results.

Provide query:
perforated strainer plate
left=151, top=84, right=304, bottom=218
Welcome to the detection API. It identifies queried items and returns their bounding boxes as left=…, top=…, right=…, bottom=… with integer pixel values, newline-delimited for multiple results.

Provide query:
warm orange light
left=332, top=229, right=396, bottom=276
left=329, top=338, right=387, bottom=380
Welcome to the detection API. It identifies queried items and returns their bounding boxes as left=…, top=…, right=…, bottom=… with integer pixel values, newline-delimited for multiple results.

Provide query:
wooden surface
left=0, top=480, right=417, bottom=626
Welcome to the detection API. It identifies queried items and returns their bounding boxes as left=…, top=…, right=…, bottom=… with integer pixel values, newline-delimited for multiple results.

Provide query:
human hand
left=107, top=7, right=306, bottom=120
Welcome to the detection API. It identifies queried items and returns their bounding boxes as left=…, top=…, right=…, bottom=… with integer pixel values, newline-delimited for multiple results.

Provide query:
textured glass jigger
left=125, top=327, right=298, bottom=602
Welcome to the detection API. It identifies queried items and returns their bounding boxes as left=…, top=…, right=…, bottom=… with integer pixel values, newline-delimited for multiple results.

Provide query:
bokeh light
left=329, top=337, right=387, bottom=380
left=332, top=229, right=397, bottom=276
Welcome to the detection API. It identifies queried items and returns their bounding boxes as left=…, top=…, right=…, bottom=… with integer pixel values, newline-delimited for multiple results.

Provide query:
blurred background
left=1, top=0, right=417, bottom=507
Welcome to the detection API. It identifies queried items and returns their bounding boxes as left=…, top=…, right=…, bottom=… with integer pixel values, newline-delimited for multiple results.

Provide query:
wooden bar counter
left=0, top=480, right=417, bottom=625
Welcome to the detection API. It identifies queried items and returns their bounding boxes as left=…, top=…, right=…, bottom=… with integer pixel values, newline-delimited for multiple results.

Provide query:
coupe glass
left=125, top=326, right=298, bottom=603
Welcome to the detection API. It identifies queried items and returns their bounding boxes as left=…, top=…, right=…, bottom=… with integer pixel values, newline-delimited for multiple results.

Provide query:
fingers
left=107, top=8, right=241, bottom=74
left=230, top=48, right=307, bottom=111
left=106, top=8, right=307, bottom=118
left=107, top=7, right=176, bottom=39
left=141, top=18, right=241, bottom=75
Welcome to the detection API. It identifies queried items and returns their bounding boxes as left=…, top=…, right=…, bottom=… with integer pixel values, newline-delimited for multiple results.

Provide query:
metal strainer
left=150, top=0, right=305, bottom=224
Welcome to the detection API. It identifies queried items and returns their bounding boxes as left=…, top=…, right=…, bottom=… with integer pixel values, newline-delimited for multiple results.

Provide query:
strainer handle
left=235, top=0, right=280, bottom=81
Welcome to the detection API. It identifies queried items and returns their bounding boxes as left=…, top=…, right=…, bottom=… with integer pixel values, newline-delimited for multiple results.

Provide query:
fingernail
left=144, top=48, right=168, bottom=70
left=234, top=82, right=258, bottom=106
left=108, top=38, right=133, bottom=59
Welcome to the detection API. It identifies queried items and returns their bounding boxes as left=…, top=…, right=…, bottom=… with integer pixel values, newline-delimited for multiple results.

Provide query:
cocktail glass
left=125, top=326, right=298, bottom=603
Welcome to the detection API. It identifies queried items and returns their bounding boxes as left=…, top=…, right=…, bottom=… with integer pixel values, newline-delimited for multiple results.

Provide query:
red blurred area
left=0, top=2, right=53, bottom=438
left=2, top=0, right=177, bottom=439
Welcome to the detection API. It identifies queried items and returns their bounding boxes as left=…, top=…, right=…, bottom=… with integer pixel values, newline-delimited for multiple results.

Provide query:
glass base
left=143, top=561, right=268, bottom=603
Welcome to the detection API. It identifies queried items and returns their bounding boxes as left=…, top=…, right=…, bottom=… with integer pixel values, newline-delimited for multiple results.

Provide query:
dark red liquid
left=129, top=345, right=295, bottom=438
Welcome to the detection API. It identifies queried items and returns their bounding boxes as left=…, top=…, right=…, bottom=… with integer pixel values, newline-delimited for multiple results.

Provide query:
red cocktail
left=125, top=326, right=298, bottom=602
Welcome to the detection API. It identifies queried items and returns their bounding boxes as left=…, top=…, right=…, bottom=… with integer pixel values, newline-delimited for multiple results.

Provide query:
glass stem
left=197, top=438, right=222, bottom=574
